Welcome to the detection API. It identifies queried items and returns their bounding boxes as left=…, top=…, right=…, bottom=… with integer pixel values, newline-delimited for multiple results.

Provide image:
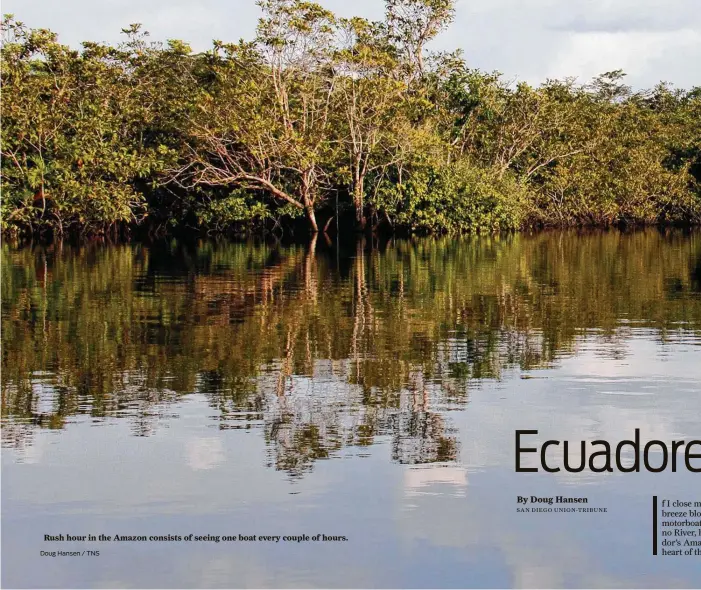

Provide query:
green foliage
left=0, top=17, right=181, bottom=236
left=2, top=4, right=700, bottom=238
left=194, top=190, right=273, bottom=232
left=375, top=161, right=527, bottom=233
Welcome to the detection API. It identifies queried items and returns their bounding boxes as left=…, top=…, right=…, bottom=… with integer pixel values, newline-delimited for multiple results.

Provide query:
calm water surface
left=2, top=230, right=701, bottom=588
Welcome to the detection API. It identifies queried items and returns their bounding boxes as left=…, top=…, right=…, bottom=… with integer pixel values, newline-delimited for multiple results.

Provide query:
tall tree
left=334, top=17, right=405, bottom=227
left=170, top=0, right=338, bottom=232
left=385, top=0, right=455, bottom=78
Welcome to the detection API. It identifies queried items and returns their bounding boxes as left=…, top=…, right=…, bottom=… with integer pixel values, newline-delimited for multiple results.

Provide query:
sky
left=4, top=0, right=701, bottom=89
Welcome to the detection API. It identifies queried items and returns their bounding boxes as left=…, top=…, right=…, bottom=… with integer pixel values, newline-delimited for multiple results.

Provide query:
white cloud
left=4, top=0, right=700, bottom=89
left=546, top=29, right=701, bottom=86
left=186, top=436, right=225, bottom=471
left=403, top=463, right=468, bottom=497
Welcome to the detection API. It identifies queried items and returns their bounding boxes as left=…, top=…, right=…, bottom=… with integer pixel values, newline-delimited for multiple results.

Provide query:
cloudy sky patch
left=5, top=0, right=700, bottom=89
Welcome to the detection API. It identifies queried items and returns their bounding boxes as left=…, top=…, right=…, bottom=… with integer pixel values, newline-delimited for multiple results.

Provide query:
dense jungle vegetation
left=2, top=0, right=701, bottom=238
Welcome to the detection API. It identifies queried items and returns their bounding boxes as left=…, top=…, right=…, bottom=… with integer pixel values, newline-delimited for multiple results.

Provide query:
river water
left=2, top=230, right=700, bottom=588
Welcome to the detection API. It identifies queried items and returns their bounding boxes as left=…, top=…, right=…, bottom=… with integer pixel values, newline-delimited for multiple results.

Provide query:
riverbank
left=2, top=10, right=700, bottom=240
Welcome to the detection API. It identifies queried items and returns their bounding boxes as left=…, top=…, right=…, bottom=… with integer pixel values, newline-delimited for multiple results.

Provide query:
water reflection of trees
left=2, top=230, right=700, bottom=475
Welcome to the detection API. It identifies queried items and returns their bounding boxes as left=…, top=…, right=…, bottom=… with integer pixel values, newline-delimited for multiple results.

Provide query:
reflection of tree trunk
left=410, top=372, right=430, bottom=413
left=276, top=236, right=319, bottom=395
left=350, top=239, right=373, bottom=381
left=258, top=251, right=307, bottom=305
left=303, top=233, right=318, bottom=305
left=277, top=323, right=297, bottom=397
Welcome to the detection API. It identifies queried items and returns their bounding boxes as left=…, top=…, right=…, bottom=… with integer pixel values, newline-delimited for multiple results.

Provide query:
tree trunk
left=416, top=49, right=424, bottom=76
left=301, top=169, right=318, bottom=233
left=305, top=205, right=318, bottom=233
left=354, top=178, right=366, bottom=230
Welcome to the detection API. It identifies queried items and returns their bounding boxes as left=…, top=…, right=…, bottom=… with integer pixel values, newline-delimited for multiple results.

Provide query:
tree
left=0, top=17, right=178, bottom=237
left=2, top=1, right=700, bottom=239
left=333, top=17, right=405, bottom=227
left=169, top=0, right=339, bottom=233
left=385, top=0, right=455, bottom=78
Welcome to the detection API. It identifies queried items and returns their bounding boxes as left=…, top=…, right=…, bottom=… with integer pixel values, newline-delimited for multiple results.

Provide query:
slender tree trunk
left=353, top=174, right=366, bottom=230
left=353, top=156, right=362, bottom=220
left=354, top=183, right=365, bottom=226
left=416, top=49, right=424, bottom=76
left=305, top=204, right=318, bottom=233
left=301, top=169, right=319, bottom=233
